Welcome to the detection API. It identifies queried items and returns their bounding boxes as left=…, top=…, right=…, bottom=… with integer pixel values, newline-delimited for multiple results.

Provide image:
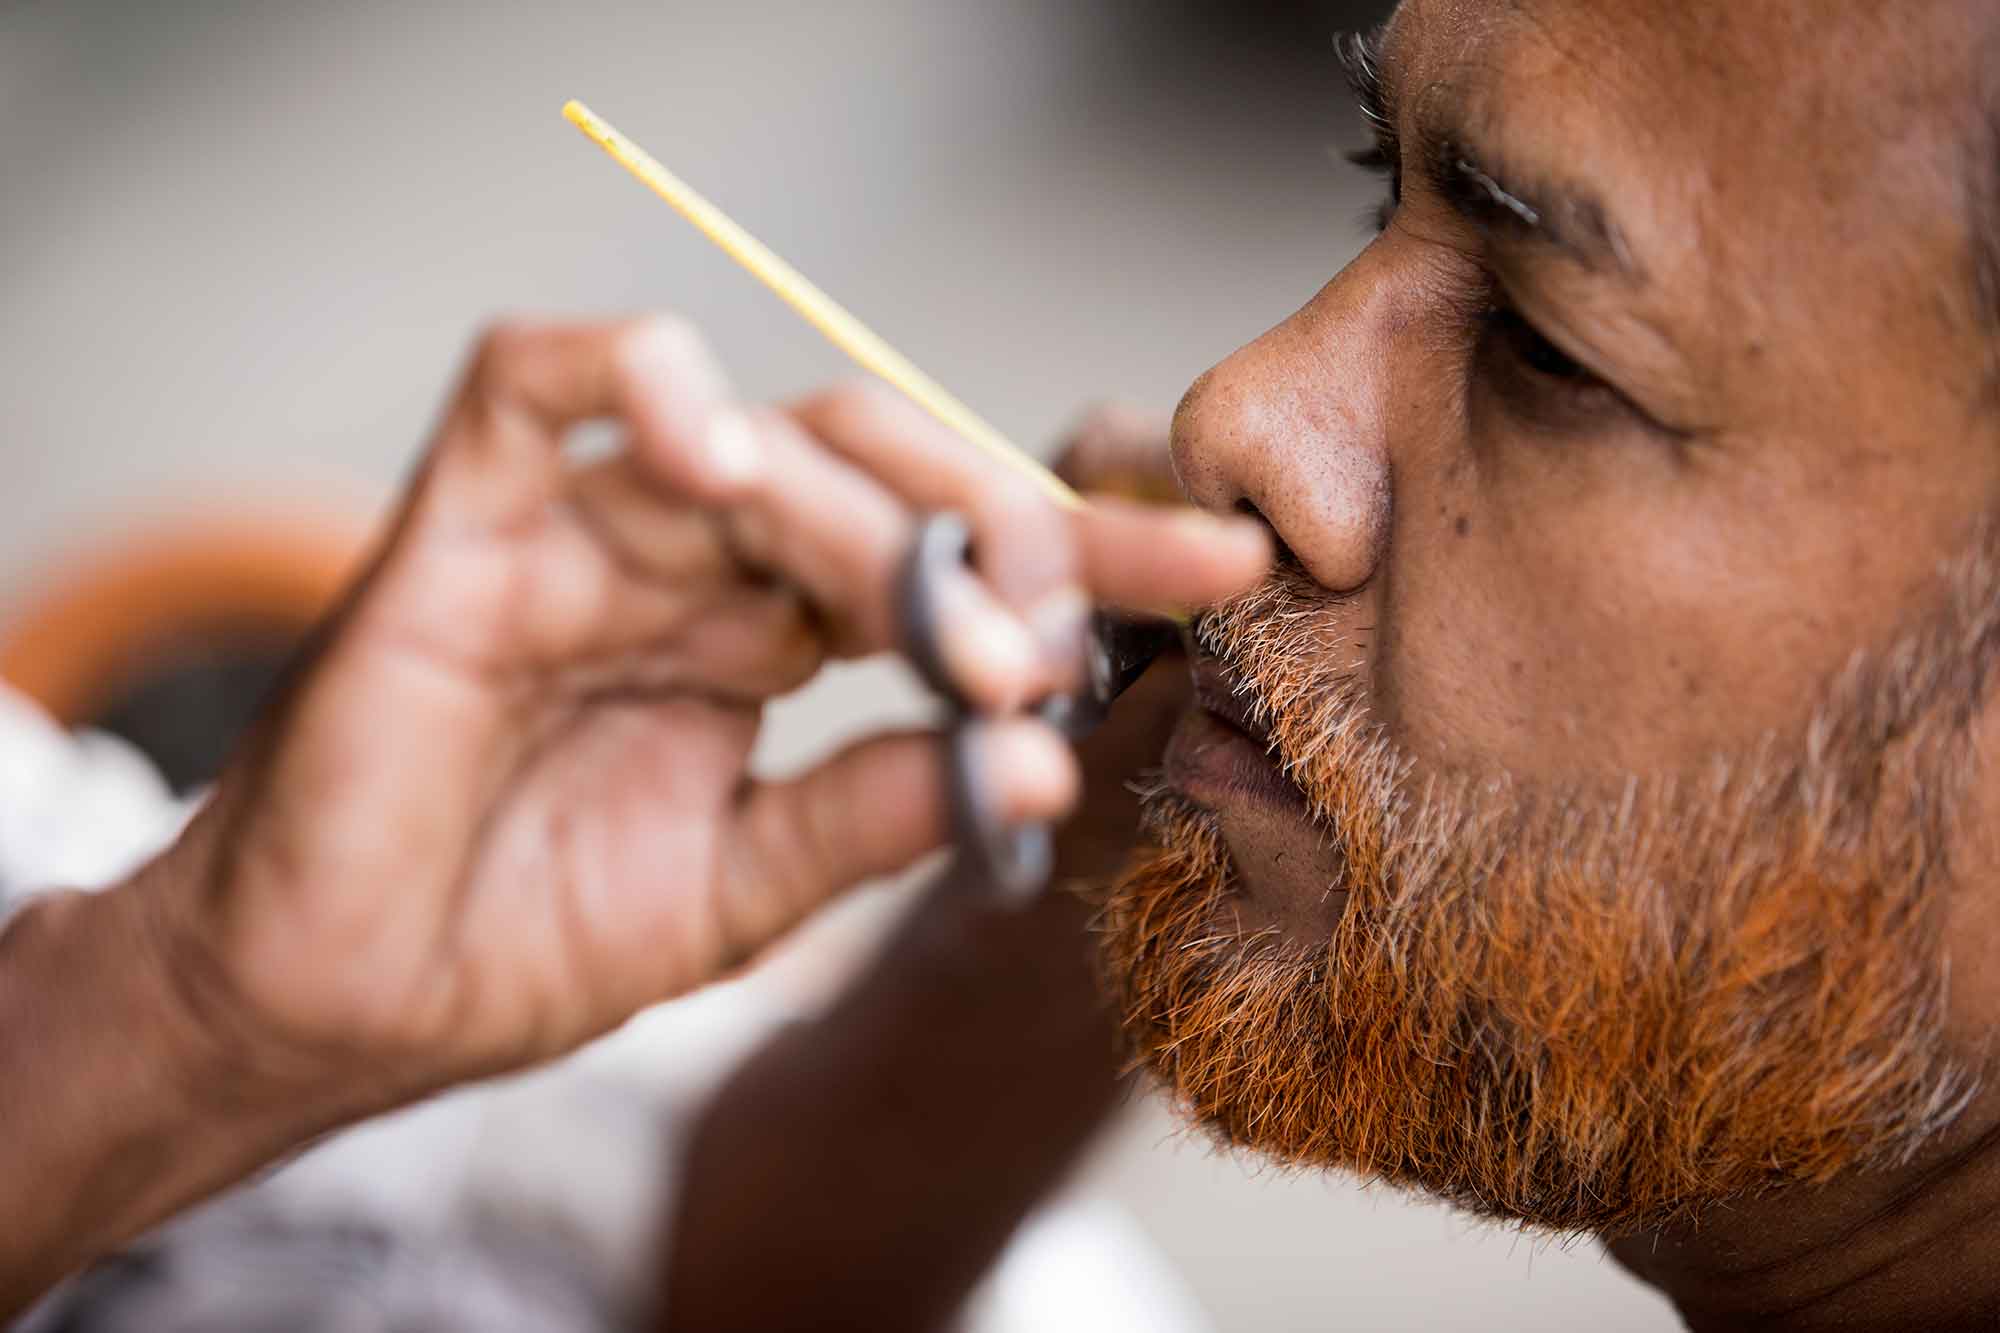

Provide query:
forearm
left=0, top=871, right=320, bottom=1314
left=659, top=661, right=1185, bottom=1333
left=661, top=882, right=1125, bottom=1333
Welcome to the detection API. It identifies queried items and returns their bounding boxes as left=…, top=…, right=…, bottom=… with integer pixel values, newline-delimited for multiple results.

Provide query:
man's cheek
left=1372, top=503, right=1791, bottom=782
left=1363, top=550, right=1581, bottom=779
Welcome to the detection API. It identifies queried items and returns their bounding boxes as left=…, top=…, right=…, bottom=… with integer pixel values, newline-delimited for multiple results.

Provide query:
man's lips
left=1167, top=650, right=1350, bottom=938
left=1189, top=651, right=1273, bottom=745
left=1164, top=652, right=1310, bottom=814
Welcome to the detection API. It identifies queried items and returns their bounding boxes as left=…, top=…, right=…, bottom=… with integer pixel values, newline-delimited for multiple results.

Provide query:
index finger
left=1074, top=497, right=1274, bottom=616
left=791, top=382, right=1269, bottom=617
left=426, top=316, right=753, bottom=529
left=790, top=380, right=1080, bottom=609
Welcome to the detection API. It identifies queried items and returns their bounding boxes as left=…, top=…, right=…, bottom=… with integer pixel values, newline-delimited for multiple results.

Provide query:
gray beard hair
left=1094, top=532, right=2000, bottom=1235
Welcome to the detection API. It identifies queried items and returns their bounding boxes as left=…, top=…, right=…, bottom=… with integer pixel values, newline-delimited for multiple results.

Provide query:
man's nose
left=1170, top=249, right=1398, bottom=594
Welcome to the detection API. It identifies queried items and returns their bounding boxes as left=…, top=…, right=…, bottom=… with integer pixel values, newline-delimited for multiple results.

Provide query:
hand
left=1054, top=402, right=1187, bottom=505
left=1050, top=404, right=1204, bottom=885
left=143, top=319, right=1270, bottom=1116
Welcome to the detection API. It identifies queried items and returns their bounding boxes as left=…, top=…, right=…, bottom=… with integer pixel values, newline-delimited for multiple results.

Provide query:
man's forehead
left=1385, top=0, right=1974, bottom=89
left=1382, top=0, right=1957, bottom=151
left=1377, top=0, right=1995, bottom=340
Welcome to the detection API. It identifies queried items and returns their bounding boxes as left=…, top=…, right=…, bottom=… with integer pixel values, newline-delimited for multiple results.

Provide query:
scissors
left=899, top=512, right=1179, bottom=903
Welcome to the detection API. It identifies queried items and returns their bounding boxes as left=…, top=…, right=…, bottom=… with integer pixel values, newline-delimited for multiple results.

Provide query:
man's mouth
left=1163, top=649, right=1312, bottom=815
left=1161, top=646, right=1350, bottom=938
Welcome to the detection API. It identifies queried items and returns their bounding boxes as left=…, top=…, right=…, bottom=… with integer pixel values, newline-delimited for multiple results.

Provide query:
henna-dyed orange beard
left=1093, top=564, right=1995, bottom=1236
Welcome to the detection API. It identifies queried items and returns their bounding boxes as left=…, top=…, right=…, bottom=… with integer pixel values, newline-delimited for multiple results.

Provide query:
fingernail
left=961, top=602, right=1041, bottom=710
left=1169, top=509, right=1246, bottom=540
left=1182, top=510, right=1274, bottom=565
left=1027, top=586, right=1092, bottom=678
left=701, top=407, right=762, bottom=488
left=973, top=720, right=1080, bottom=822
left=934, top=570, right=1041, bottom=711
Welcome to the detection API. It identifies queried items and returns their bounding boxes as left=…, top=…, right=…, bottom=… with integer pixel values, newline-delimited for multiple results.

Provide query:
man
left=1093, top=0, right=2000, bottom=1328
left=5, top=0, right=1998, bottom=1328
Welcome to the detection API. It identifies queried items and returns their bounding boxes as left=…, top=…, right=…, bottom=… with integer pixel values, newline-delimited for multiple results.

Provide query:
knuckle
left=859, top=597, right=903, bottom=658
left=972, top=478, right=1073, bottom=580
left=861, top=527, right=917, bottom=628
left=1056, top=400, right=1169, bottom=486
left=724, top=505, right=777, bottom=571
left=767, top=619, right=825, bottom=694
left=860, top=504, right=914, bottom=570
left=612, top=313, right=705, bottom=384
left=1069, top=399, right=1133, bottom=443
left=469, top=319, right=539, bottom=394
left=1052, top=438, right=1107, bottom=489
left=840, top=546, right=907, bottom=652
left=749, top=790, right=831, bottom=924
left=820, top=532, right=905, bottom=654
left=798, top=782, right=848, bottom=882
left=974, top=467, right=1048, bottom=527
left=735, top=405, right=793, bottom=487
left=815, top=376, right=907, bottom=435
left=839, top=374, right=902, bottom=415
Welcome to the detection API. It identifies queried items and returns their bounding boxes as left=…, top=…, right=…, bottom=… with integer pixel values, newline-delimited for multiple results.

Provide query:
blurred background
left=0, top=1, right=1678, bottom=1328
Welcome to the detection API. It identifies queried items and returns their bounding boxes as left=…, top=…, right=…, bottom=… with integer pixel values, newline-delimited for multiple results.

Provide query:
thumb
left=714, top=721, right=1079, bottom=961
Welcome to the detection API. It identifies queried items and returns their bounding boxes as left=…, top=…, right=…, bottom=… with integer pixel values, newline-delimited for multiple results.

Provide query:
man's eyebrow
left=1424, top=136, right=1640, bottom=281
left=1338, top=23, right=1641, bottom=284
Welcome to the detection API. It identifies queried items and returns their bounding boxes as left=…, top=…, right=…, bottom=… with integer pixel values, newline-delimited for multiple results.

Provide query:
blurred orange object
left=0, top=509, right=370, bottom=726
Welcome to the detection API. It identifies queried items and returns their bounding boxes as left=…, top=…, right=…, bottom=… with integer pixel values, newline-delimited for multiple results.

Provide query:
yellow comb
left=562, top=99, right=1080, bottom=512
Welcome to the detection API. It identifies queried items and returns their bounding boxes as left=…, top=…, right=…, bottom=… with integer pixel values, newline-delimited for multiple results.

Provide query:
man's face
left=1097, top=0, right=2000, bottom=1233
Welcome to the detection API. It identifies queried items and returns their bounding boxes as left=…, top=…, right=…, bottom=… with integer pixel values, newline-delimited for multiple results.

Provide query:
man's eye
left=1473, top=301, right=1632, bottom=435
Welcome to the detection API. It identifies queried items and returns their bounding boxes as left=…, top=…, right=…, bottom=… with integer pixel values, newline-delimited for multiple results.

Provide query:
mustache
left=1187, top=567, right=1402, bottom=832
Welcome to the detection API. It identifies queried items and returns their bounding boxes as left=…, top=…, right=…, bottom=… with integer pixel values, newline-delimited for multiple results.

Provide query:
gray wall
left=0, top=3, right=1677, bottom=1328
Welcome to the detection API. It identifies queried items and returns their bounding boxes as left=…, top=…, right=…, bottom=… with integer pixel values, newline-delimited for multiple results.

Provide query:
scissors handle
left=899, top=512, right=1174, bottom=902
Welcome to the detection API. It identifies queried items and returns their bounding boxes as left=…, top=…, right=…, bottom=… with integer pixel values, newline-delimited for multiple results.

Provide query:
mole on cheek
left=1454, top=514, right=1471, bottom=538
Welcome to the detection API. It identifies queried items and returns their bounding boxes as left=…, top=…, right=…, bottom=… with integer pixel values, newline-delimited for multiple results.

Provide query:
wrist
left=127, top=798, right=419, bottom=1127
left=0, top=865, right=350, bottom=1311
